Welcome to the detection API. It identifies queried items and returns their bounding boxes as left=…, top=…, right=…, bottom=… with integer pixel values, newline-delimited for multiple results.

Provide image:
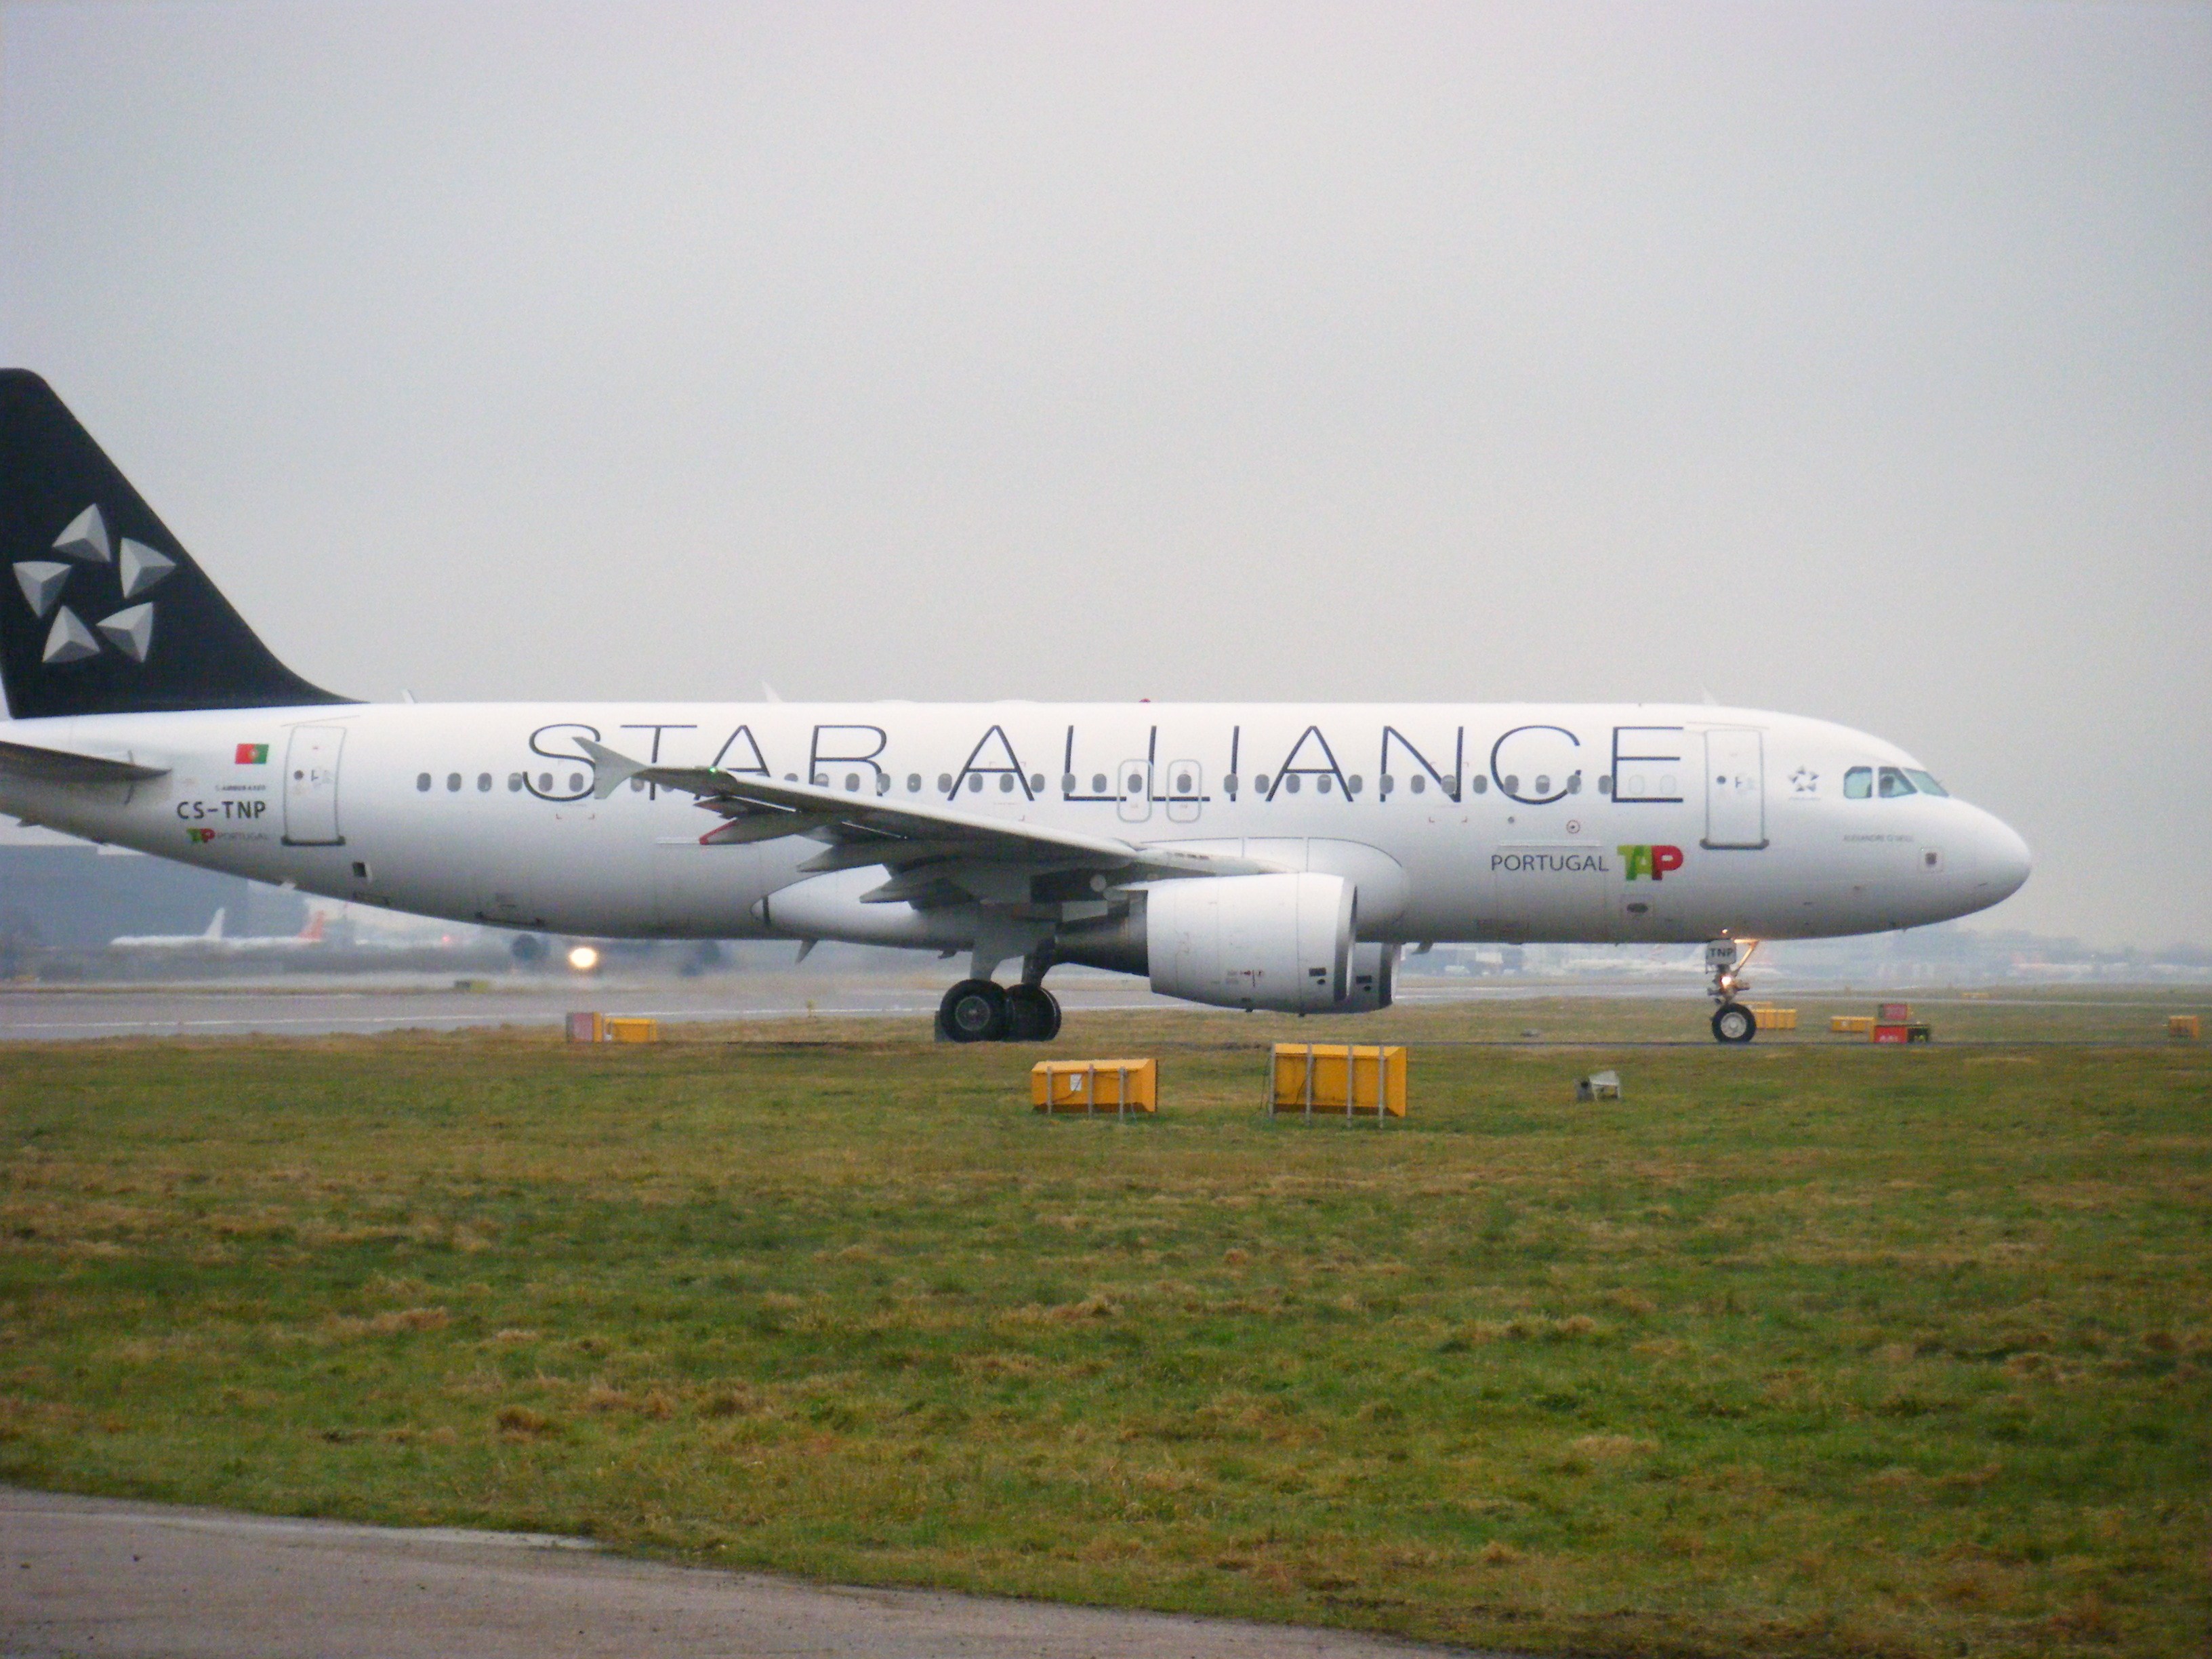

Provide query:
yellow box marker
left=2171, top=1014, right=2200, bottom=1041
left=1830, top=1015, right=1875, bottom=1035
left=604, top=1017, right=659, bottom=1044
left=1032, top=1059, right=1156, bottom=1115
left=1747, top=1005, right=1797, bottom=1031
left=1270, top=1043, right=1407, bottom=1118
left=565, top=1012, right=605, bottom=1043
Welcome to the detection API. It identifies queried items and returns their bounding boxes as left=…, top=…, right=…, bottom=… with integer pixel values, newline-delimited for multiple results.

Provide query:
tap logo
left=234, top=743, right=269, bottom=764
left=1618, top=844, right=1684, bottom=881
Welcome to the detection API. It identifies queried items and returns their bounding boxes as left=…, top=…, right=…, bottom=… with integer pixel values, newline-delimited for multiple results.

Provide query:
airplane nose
left=1980, top=812, right=2032, bottom=903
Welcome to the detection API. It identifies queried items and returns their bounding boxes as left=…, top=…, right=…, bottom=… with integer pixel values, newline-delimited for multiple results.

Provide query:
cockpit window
left=1843, top=766, right=1872, bottom=799
left=1879, top=766, right=1916, bottom=798
left=1905, top=769, right=1948, bottom=797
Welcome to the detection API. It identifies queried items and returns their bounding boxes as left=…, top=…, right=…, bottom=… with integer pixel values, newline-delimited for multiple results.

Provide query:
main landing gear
left=1706, top=938, right=1761, bottom=1045
left=937, top=978, right=1063, bottom=1044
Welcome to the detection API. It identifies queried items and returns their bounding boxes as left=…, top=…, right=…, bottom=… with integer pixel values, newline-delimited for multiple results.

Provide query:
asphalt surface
left=0, top=972, right=1699, bottom=1042
left=0, top=1487, right=1470, bottom=1659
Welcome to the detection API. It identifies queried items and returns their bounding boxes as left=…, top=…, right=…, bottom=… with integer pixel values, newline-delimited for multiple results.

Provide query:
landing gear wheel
left=939, top=979, right=1008, bottom=1043
left=1004, top=984, right=1062, bottom=1042
left=1712, top=1002, right=1757, bottom=1044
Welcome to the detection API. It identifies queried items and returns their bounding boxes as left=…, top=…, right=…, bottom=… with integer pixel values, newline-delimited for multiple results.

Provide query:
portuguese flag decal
left=234, top=742, right=270, bottom=764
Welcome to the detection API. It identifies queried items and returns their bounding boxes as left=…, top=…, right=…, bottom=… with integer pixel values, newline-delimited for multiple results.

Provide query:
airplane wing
left=0, top=736, right=169, bottom=785
left=577, top=739, right=1274, bottom=906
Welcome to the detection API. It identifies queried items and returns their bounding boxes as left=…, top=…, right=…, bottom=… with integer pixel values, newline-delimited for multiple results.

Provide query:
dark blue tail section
left=0, top=371, right=350, bottom=719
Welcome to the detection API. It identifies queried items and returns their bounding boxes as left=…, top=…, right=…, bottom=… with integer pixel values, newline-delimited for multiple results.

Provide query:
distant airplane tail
left=0, top=370, right=351, bottom=720
left=300, top=910, right=327, bottom=943
left=204, top=907, right=226, bottom=940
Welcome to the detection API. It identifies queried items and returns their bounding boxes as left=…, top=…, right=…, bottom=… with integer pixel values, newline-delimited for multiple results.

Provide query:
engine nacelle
left=1335, top=941, right=1398, bottom=1012
left=1145, top=872, right=1353, bottom=1013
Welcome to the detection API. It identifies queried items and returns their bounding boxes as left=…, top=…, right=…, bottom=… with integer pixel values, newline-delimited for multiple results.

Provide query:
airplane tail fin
left=300, top=910, right=327, bottom=943
left=0, top=371, right=352, bottom=720
left=205, top=907, right=226, bottom=941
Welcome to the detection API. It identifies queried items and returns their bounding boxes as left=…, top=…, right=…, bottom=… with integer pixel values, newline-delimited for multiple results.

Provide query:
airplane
left=108, top=906, right=329, bottom=951
left=0, top=370, right=2031, bottom=1044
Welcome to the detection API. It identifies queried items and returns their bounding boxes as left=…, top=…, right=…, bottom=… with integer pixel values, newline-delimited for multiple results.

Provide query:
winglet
left=576, top=739, right=647, bottom=801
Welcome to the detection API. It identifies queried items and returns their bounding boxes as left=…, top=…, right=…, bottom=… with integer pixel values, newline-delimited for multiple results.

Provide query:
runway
left=0, top=1487, right=1468, bottom=1659
left=0, top=972, right=1698, bottom=1042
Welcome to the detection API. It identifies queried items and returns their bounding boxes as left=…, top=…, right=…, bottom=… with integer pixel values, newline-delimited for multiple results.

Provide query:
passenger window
left=1317, top=775, right=1332, bottom=795
left=1410, top=775, right=1426, bottom=795
left=1844, top=766, right=1872, bottom=799
left=508, top=773, right=523, bottom=792
left=1254, top=774, right=1270, bottom=793
left=1471, top=775, right=1487, bottom=794
left=846, top=773, right=860, bottom=792
left=446, top=773, right=462, bottom=792
left=1286, top=775, right=1301, bottom=794
left=1906, top=770, right=1948, bottom=797
left=1029, top=774, right=1044, bottom=793
left=416, top=773, right=431, bottom=792
left=1879, top=766, right=1915, bottom=798
left=1092, top=774, right=1107, bottom=794
left=1348, top=775, right=1362, bottom=794
left=477, top=773, right=491, bottom=792
left=968, top=775, right=983, bottom=793
left=568, top=773, right=583, bottom=792
left=1174, top=771, right=1192, bottom=793
left=907, top=774, right=922, bottom=792
left=998, top=774, right=1013, bottom=792
left=938, top=774, right=953, bottom=793
left=537, top=772, right=552, bottom=792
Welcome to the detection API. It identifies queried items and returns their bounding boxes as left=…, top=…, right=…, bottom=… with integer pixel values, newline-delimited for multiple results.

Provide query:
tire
left=1004, top=984, right=1061, bottom=1042
left=1712, top=1002, right=1757, bottom=1044
left=940, top=979, right=1008, bottom=1043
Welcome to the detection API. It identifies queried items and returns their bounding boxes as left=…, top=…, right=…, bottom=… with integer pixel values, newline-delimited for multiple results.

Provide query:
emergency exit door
left=283, top=726, right=346, bottom=846
left=1702, top=729, right=1765, bottom=850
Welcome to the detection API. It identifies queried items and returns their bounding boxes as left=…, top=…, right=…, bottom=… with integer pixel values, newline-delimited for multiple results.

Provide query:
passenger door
left=281, top=726, right=346, bottom=846
left=1702, top=730, right=1765, bottom=850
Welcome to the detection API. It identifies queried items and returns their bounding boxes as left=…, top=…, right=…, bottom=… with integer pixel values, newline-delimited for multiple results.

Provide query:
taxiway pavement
left=0, top=1486, right=1469, bottom=1659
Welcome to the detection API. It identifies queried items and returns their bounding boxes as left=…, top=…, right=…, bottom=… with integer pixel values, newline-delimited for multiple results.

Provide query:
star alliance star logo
left=13, top=504, right=174, bottom=667
left=1790, top=767, right=1819, bottom=797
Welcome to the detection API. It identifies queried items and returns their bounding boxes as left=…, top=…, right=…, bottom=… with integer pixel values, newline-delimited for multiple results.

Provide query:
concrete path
left=0, top=1487, right=1473, bottom=1658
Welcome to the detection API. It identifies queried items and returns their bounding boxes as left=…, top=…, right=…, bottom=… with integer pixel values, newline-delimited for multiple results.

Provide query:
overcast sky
left=1, top=1, right=2206, bottom=945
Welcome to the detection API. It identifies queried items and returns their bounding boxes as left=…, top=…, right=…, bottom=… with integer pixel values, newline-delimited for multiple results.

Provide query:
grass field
left=1, top=993, right=2206, bottom=1656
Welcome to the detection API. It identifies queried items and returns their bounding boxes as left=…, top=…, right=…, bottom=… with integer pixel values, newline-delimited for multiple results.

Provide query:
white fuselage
left=0, top=701, right=2030, bottom=951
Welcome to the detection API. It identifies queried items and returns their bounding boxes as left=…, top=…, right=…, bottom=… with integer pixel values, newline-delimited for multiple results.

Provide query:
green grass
left=1, top=997, right=2207, bottom=1656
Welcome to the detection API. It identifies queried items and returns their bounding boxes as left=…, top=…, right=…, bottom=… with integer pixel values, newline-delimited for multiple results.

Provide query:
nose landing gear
left=1706, top=938, right=1761, bottom=1044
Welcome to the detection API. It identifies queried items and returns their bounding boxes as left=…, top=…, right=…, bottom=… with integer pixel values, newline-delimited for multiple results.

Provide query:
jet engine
left=1143, top=872, right=1355, bottom=1013
left=1336, top=941, right=1399, bottom=1012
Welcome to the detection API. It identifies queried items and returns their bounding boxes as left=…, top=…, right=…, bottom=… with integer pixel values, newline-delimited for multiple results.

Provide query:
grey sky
left=1, top=1, right=2206, bottom=945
